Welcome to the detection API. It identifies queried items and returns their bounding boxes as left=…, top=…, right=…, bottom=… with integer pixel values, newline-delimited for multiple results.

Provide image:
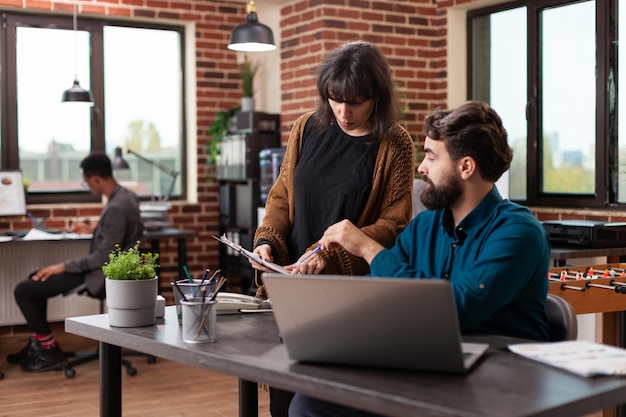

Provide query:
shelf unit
left=217, top=111, right=280, bottom=294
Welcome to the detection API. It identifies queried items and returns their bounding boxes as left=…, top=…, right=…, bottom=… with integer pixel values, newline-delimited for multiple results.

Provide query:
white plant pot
left=241, top=97, right=255, bottom=112
left=105, top=277, right=158, bottom=327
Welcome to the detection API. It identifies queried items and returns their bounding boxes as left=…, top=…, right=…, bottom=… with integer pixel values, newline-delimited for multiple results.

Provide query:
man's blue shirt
left=370, top=186, right=551, bottom=341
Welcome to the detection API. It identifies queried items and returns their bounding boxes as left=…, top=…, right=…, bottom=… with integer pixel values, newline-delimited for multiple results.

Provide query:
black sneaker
left=6, top=338, right=32, bottom=364
left=20, top=339, right=66, bottom=373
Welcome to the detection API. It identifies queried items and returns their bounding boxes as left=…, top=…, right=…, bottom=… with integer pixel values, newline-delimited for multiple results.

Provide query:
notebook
left=262, top=274, right=489, bottom=373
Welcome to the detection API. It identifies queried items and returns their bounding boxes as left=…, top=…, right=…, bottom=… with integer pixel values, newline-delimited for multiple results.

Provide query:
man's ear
left=458, top=156, right=476, bottom=180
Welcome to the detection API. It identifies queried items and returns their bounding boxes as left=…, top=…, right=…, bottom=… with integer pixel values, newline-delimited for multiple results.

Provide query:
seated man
left=290, top=100, right=551, bottom=417
left=8, top=152, right=144, bottom=372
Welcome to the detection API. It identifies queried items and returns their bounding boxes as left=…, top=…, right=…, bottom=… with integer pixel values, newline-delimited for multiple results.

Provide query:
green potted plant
left=102, top=241, right=160, bottom=327
left=206, top=106, right=240, bottom=167
left=240, top=55, right=257, bottom=111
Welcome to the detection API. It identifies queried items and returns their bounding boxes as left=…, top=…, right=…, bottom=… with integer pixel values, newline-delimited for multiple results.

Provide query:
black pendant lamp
left=61, top=3, right=94, bottom=105
left=228, top=1, right=277, bottom=52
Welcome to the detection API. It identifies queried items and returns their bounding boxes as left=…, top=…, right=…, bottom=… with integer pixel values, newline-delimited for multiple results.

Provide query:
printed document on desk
left=213, top=234, right=289, bottom=275
left=22, top=229, right=92, bottom=241
left=509, top=340, right=626, bottom=377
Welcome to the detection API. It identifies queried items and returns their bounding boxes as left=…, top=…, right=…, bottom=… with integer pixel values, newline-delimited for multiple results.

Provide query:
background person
left=8, top=152, right=144, bottom=372
left=290, top=100, right=551, bottom=417
left=251, top=40, right=415, bottom=417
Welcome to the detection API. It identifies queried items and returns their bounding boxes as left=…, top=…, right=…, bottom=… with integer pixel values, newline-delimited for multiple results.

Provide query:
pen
left=183, top=265, right=196, bottom=297
left=293, top=244, right=322, bottom=269
left=199, top=268, right=210, bottom=285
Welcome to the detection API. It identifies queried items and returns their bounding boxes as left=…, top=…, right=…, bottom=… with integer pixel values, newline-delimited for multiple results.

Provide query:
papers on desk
left=22, top=228, right=92, bottom=241
left=509, top=340, right=626, bottom=377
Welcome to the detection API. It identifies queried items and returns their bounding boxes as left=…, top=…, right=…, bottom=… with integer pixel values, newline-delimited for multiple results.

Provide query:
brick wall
left=278, top=0, right=447, bottom=148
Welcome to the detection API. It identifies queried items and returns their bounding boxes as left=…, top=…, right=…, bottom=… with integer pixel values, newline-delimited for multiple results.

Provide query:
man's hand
left=320, top=219, right=384, bottom=264
left=32, top=263, right=65, bottom=282
left=70, top=219, right=93, bottom=234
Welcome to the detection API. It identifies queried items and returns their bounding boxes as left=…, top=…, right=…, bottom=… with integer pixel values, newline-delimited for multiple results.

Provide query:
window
left=469, top=0, right=618, bottom=207
left=0, top=13, right=186, bottom=204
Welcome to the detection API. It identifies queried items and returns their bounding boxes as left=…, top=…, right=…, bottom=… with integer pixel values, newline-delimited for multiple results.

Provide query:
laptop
left=262, top=274, right=489, bottom=373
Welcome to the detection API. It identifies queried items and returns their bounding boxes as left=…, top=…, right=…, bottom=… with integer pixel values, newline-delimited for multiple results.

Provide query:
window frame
left=468, top=0, right=618, bottom=208
left=0, top=12, right=188, bottom=205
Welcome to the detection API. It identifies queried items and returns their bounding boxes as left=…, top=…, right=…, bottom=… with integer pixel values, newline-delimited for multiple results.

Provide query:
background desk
left=0, top=228, right=197, bottom=326
left=144, top=227, right=198, bottom=289
left=551, top=246, right=626, bottom=267
left=66, top=307, right=626, bottom=417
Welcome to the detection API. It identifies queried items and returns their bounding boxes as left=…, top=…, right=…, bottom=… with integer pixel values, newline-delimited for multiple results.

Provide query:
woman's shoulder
left=294, top=111, right=316, bottom=126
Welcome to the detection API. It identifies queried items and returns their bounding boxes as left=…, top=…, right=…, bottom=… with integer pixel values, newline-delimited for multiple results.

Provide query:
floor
left=0, top=326, right=271, bottom=417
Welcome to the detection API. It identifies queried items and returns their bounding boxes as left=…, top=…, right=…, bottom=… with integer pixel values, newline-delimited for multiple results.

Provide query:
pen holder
left=172, top=279, right=217, bottom=325
left=181, top=299, right=217, bottom=343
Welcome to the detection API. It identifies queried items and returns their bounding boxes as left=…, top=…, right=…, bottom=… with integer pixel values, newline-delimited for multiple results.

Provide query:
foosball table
left=548, top=263, right=626, bottom=347
left=549, top=264, right=626, bottom=417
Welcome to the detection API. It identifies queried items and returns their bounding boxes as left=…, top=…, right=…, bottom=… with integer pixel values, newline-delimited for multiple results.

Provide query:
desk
left=0, top=228, right=197, bottom=326
left=144, top=228, right=198, bottom=287
left=66, top=306, right=626, bottom=417
left=551, top=246, right=626, bottom=267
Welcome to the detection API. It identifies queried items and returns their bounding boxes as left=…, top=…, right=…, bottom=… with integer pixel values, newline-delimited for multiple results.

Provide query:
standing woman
left=251, top=40, right=415, bottom=416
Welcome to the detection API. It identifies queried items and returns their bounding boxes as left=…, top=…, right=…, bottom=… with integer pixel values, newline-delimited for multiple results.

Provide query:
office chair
left=62, top=283, right=156, bottom=378
left=545, top=293, right=578, bottom=342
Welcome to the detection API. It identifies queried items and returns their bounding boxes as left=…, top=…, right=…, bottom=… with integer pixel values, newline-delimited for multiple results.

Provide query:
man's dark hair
left=80, top=152, right=113, bottom=179
left=423, top=100, right=513, bottom=182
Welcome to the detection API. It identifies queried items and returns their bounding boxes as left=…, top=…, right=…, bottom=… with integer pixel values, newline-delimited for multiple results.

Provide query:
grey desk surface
left=66, top=307, right=626, bottom=417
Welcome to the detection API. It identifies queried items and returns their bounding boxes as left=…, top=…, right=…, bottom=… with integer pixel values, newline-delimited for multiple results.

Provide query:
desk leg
left=239, top=379, right=258, bottom=417
left=100, top=342, right=122, bottom=417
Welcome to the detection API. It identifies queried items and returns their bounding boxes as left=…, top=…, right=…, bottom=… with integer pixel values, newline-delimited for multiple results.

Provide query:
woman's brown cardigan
left=254, top=112, right=415, bottom=296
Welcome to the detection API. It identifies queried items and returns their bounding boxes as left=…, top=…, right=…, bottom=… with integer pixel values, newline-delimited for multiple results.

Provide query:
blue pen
left=199, top=268, right=210, bottom=285
left=293, top=244, right=322, bottom=269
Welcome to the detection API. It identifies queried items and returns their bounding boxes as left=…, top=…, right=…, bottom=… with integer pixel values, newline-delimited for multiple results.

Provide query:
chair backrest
left=545, top=293, right=578, bottom=341
left=63, top=282, right=105, bottom=314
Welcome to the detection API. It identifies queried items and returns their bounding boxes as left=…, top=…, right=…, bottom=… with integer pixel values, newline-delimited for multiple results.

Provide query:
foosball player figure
left=560, top=269, right=568, bottom=282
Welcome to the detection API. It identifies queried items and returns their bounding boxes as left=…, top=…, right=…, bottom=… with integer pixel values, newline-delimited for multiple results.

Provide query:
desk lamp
left=112, top=146, right=179, bottom=202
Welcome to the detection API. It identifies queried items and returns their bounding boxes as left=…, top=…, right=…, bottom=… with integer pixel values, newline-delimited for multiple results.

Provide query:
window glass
left=104, top=26, right=183, bottom=200
left=471, top=6, right=527, bottom=199
left=16, top=27, right=91, bottom=193
left=541, top=1, right=595, bottom=194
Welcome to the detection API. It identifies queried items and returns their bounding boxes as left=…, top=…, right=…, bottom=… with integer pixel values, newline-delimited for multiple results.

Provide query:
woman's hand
left=287, top=250, right=325, bottom=275
left=250, top=244, right=275, bottom=272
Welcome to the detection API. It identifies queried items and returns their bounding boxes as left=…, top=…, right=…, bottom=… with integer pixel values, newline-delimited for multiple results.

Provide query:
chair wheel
left=65, top=367, right=76, bottom=378
left=147, top=355, right=156, bottom=364
left=126, top=366, right=137, bottom=376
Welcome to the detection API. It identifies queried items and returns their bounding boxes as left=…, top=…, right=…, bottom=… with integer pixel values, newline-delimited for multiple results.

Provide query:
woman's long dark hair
left=314, top=40, right=400, bottom=142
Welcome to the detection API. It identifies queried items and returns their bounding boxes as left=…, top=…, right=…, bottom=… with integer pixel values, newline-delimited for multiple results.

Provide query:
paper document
left=22, top=229, right=92, bottom=241
left=509, top=340, right=626, bottom=377
left=212, top=234, right=289, bottom=275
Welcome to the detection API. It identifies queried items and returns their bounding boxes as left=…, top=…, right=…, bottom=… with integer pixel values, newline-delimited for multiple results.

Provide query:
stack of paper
left=509, top=340, right=626, bottom=377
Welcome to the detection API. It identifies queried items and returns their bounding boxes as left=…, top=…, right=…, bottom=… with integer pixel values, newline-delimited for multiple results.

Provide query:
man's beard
left=420, top=174, right=462, bottom=210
